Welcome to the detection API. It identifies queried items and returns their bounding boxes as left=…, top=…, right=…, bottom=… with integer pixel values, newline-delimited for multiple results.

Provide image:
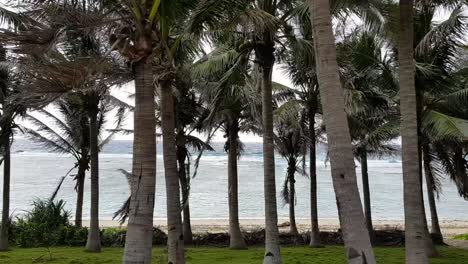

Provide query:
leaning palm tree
left=308, top=0, right=376, bottom=262
left=273, top=110, right=307, bottom=236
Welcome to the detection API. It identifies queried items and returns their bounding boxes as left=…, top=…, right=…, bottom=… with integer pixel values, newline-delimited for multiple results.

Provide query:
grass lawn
left=0, top=246, right=467, bottom=264
left=454, top=234, right=468, bottom=240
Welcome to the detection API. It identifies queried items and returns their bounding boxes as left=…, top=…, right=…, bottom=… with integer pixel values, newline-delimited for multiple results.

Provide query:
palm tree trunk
left=423, top=145, right=444, bottom=243
left=75, top=159, right=87, bottom=228
left=308, top=112, right=321, bottom=247
left=422, top=145, right=443, bottom=243
left=420, top=181, right=438, bottom=257
left=399, top=0, right=429, bottom=262
left=288, top=163, right=298, bottom=236
left=181, top=176, right=193, bottom=246
left=161, top=80, right=185, bottom=264
left=0, top=141, right=11, bottom=251
left=360, top=151, right=374, bottom=244
left=256, top=40, right=282, bottom=264
left=86, top=106, right=101, bottom=252
left=228, top=120, right=246, bottom=249
left=177, top=145, right=193, bottom=245
left=309, top=0, right=376, bottom=262
left=123, top=60, right=156, bottom=264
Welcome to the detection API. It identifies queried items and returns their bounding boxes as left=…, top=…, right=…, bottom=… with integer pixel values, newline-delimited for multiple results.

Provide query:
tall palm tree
left=173, top=66, right=213, bottom=245
left=193, top=2, right=299, bottom=260
left=108, top=1, right=207, bottom=261
left=308, top=0, right=376, bottom=262
left=337, top=30, right=400, bottom=243
left=194, top=45, right=260, bottom=249
left=273, top=110, right=307, bottom=236
left=278, top=12, right=322, bottom=245
left=399, top=0, right=429, bottom=262
left=0, top=45, right=28, bottom=251
left=24, top=102, right=90, bottom=228
left=0, top=46, right=15, bottom=251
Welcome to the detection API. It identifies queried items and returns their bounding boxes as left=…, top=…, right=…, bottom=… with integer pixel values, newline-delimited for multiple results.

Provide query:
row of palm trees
left=0, top=0, right=467, bottom=264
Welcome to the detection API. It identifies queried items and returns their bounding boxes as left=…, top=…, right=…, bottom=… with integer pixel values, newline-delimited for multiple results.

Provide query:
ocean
left=1, top=138, right=467, bottom=221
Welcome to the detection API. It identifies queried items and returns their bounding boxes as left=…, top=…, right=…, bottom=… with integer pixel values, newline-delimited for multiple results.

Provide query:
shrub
left=57, top=225, right=88, bottom=246
left=101, top=227, right=126, bottom=247
left=15, top=199, right=71, bottom=248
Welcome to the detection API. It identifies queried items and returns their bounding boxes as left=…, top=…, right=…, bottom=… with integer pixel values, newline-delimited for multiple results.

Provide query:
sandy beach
left=84, top=218, right=468, bottom=238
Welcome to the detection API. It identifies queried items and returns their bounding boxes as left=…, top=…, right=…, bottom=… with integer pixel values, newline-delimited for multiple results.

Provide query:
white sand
left=82, top=218, right=468, bottom=238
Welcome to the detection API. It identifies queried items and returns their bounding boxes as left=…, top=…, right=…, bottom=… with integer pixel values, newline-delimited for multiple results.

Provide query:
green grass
left=0, top=246, right=467, bottom=264
left=454, top=234, right=468, bottom=240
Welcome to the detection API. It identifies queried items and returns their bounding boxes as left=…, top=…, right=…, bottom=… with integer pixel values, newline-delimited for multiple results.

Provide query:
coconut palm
left=412, top=2, right=467, bottom=244
left=336, top=30, right=400, bottom=243
left=23, top=91, right=128, bottom=229
left=173, top=66, right=214, bottom=245
left=191, top=2, right=301, bottom=260
left=0, top=46, right=24, bottom=251
left=193, top=42, right=261, bottom=249
left=273, top=111, right=307, bottom=236
left=398, top=0, right=429, bottom=262
left=277, top=11, right=323, bottom=246
left=308, top=0, right=376, bottom=262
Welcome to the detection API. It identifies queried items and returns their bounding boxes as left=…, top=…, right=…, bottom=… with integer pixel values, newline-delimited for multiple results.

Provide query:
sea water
left=0, top=139, right=466, bottom=221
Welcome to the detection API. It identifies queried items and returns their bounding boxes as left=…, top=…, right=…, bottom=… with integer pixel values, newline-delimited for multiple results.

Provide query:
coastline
left=82, top=218, right=468, bottom=238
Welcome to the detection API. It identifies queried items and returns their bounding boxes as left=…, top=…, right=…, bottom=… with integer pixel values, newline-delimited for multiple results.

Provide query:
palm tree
left=173, top=66, right=214, bottom=245
left=0, top=45, right=29, bottom=251
left=336, top=30, right=400, bottom=243
left=308, top=0, right=376, bottom=262
left=108, top=1, right=207, bottom=261
left=278, top=12, right=322, bottom=245
left=412, top=2, right=468, bottom=245
left=24, top=102, right=90, bottom=228
left=273, top=110, right=307, bottom=236
left=398, top=0, right=429, bottom=262
left=193, top=41, right=261, bottom=249
left=0, top=46, right=14, bottom=251
left=192, top=2, right=300, bottom=260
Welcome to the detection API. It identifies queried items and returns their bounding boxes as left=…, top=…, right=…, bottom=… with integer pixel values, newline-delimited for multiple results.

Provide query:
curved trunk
left=161, top=80, right=185, bottom=264
left=86, top=106, right=101, bottom=252
left=123, top=60, right=156, bottom=264
left=228, top=120, right=247, bottom=249
left=399, top=1, right=429, bottom=262
left=308, top=112, right=321, bottom=247
left=422, top=146, right=443, bottom=243
left=309, top=0, right=376, bottom=262
left=74, top=159, right=87, bottom=228
left=0, top=141, right=10, bottom=251
left=288, top=163, right=298, bottom=236
left=360, top=151, right=374, bottom=244
left=177, top=145, right=193, bottom=245
left=256, top=42, right=282, bottom=264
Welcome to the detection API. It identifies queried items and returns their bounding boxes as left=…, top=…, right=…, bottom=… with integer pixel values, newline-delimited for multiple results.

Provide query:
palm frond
left=422, top=110, right=468, bottom=141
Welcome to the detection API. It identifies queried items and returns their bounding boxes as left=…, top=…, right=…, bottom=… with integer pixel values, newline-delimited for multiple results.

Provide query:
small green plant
left=14, top=199, right=72, bottom=259
left=453, top=234, right=468, bottom=241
